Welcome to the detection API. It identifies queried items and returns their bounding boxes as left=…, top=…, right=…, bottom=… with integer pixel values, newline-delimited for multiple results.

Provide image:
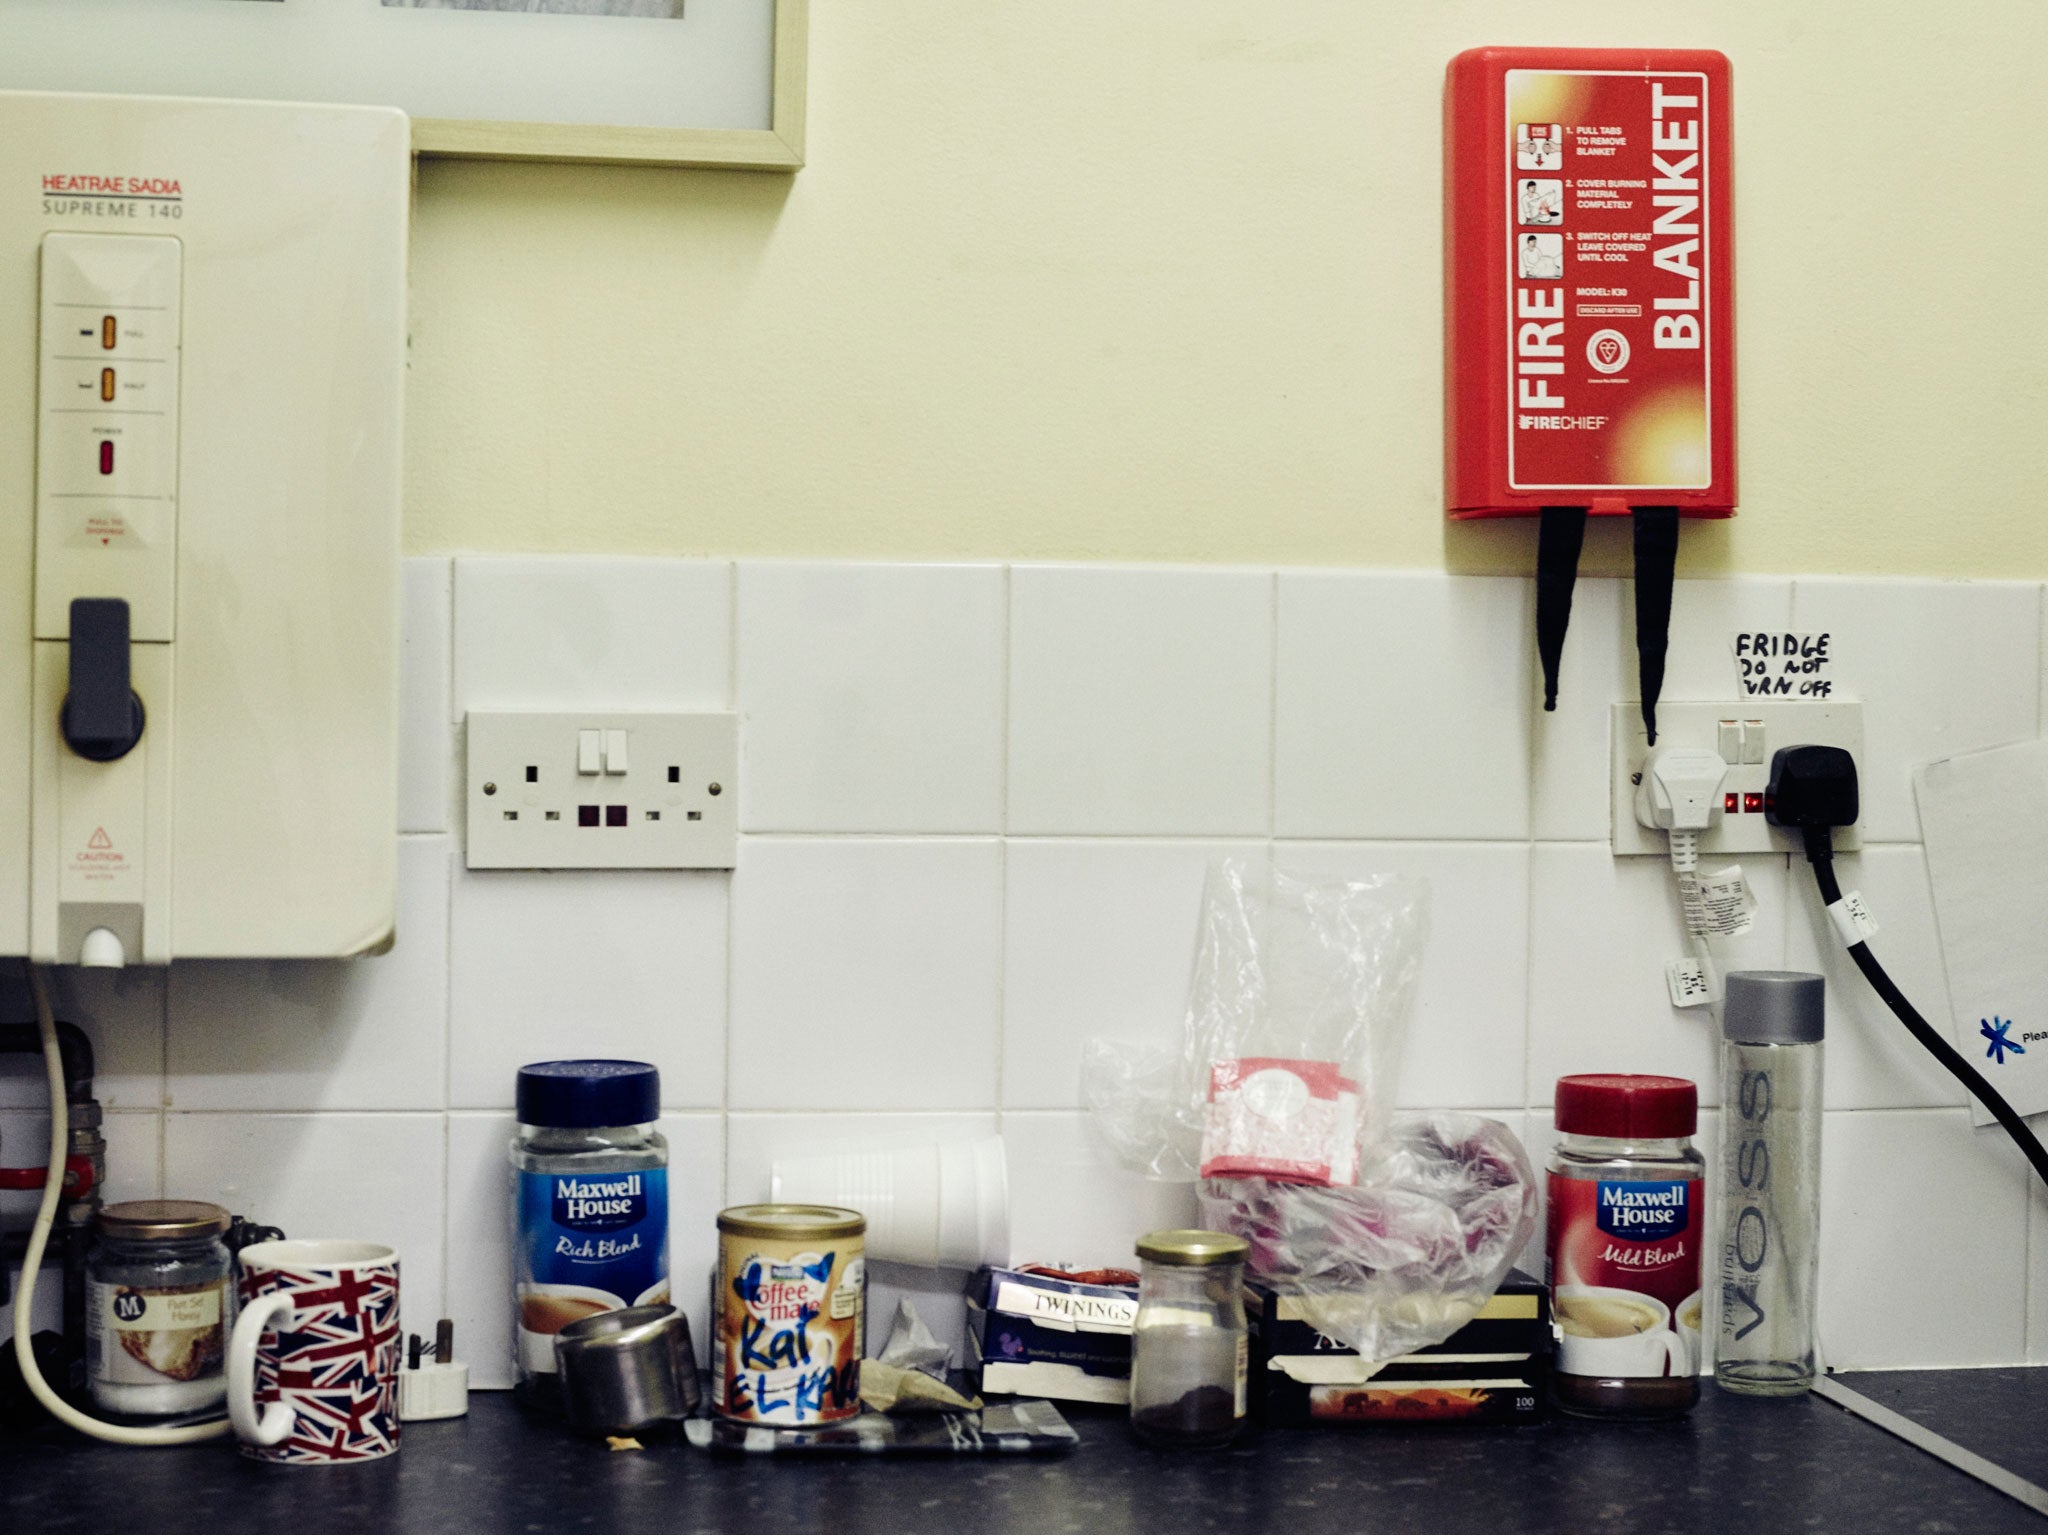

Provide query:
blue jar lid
left=516, top=1060, right=660, bottom=1128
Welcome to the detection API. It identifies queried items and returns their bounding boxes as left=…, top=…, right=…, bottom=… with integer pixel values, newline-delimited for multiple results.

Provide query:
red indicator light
left=98, top=440, right=113, bottom=475
left=578, top=805, right=599, bottom=827
left=605, top=805, right=627, bottom=827
left=1723, top=792, right=1739, bottom=814
left=1744, top=793, right=1764, bottom=814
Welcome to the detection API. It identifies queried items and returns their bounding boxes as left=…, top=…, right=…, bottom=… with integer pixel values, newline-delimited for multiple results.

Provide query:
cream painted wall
left=404, top=2, right=2048, bottom=577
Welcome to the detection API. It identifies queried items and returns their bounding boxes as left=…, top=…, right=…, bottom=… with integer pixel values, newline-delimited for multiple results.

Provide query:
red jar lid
left=1554, top=1074, right=1697, bottom=1139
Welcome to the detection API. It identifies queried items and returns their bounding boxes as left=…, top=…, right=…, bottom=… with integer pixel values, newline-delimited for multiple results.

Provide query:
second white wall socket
left=1610, top=700, right=1865, bottom=857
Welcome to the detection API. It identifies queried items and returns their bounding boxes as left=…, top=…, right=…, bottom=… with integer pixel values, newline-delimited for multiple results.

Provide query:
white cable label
left=1680, top=865, right=1756, bottom=939
left=1666, top=958, right=1713, bottom=1008
left=1828, top=890, right=1879, bottom=946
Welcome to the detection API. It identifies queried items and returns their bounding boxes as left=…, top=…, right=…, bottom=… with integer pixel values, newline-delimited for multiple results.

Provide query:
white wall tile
left=1528, top=844, right=1790, bottom=1107
left=1532, top=575, right=1784, bottom=843
left=729, top=839, right=1000, bottom=1111
left=1275, top=843, right=1529, bottom=1110
left=1623, top=577, right=1796, bottom=704
left=1002, top=1111, right=1196, bottom=1269
left=447, top=866, right=727, bottom=1111
left=445, top=1112, right=516, bottom=1389
left=1782, top=846, right=1969, bottom=1110
left=1008, top=566, right=1272, bottom=836
left=166, top=836, right=451, bottom=1111
left=101, top=1109, right=162, bottom=1203
left=1818, top=1109, right=2028, bottom=1369
left=725, top=1111, right=997, bottom=1211
left=1275, top=573, right=1531, bottom=839
left=735, top=562, right=1005, bottom=834
left=163, top=1112, right=446, bottom=1335
left=452, top=556, right=732, bottom=718
left=400, top=557, right=456, bottom=834
left=725, top=1111, right=994, bottom=1362
left=0, top=965, right=164, bottom=1111
left=1001, top=839, right=1262, bottom=1110
left=1530, top=577, right=1623, bottom=842
left=1793, top=578, right=2040, bottom=842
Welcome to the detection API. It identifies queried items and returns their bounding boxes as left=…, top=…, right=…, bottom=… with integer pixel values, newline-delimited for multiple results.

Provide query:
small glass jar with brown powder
left=1129, top=1229, right=1249, bottom=1449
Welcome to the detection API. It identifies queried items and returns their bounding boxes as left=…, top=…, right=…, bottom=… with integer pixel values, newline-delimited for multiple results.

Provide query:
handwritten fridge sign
left=1733, top=633, right=1835, bottom=698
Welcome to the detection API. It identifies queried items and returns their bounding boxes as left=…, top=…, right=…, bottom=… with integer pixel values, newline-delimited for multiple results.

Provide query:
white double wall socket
left=1610, top=700, right=1865, bottom=857
left=464, top=712, right=738, bottom=871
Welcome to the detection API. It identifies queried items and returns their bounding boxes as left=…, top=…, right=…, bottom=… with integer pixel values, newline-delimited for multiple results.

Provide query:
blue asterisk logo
left=1982, top=1017, right=2025, bottom=1066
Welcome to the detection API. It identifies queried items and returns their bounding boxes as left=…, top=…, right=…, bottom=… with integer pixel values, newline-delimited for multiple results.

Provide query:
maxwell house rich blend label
left=1546, top=1173, right=1702, bottom=1378
left=1504, top=67, right=1716, bottom=493
left=513, top=1168, right=670, bottom=1374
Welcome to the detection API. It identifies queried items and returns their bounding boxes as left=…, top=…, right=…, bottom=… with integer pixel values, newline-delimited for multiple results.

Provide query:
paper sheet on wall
left=1914, top=742, right=2048, bottom=1126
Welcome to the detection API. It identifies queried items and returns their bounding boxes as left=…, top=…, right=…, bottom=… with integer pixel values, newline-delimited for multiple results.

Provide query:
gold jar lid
left=1135, top=1229, right=1249, bottom=1266
left=717, top=1203, right=865, bottom=1241
left=95, top=1200, right=232, bottom=1241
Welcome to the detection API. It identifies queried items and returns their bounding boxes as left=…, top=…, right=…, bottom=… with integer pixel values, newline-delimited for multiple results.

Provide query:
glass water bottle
left=1716, top=971, right=1824, bottom=1396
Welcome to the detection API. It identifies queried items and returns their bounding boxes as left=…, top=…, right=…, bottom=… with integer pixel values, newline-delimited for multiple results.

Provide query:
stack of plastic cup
left=770, top=1135, right=1009, bottom=1269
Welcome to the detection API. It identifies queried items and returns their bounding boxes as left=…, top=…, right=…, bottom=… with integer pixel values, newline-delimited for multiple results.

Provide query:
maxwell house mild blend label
left=514, top=1167, right=670, bottom=1374
left=1546, top=1173, right=1702, bottom=1378
left=1505, top=67, right=1715, bottom=493
left=714, top=1210, right=865, bottom=1425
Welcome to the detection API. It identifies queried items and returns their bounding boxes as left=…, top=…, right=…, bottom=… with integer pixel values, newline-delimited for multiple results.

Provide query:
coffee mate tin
left=714, top=1204, right=866, bottom=1426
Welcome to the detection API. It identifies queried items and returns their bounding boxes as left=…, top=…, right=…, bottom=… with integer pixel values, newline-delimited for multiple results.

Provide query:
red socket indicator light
left=1724, top=792, right=1739, bottom=814
left=578, top=805, right=599, bottom=827
left=98, top=441, right=113, bottom=475
left=1743, top=792, right=1764, bottom=814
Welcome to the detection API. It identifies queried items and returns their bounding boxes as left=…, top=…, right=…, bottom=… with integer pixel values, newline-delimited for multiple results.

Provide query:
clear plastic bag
left=1082, top=858, right=1429, bottom=1185
left=1198, top=1112, right=1538, bottom=1365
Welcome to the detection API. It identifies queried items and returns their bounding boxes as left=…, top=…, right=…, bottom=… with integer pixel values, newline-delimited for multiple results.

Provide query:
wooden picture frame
left=0, top=0, right=806, bottom=172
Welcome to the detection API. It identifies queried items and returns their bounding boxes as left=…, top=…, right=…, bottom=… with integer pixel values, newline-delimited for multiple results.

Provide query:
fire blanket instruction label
left=1505, top=70, right=1714, bottom=491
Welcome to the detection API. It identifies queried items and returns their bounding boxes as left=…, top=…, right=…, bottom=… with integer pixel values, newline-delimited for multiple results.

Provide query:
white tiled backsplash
left=3, top=557, right=2045, bottom=1381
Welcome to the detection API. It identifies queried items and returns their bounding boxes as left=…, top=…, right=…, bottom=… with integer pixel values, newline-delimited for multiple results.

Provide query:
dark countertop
left=6, top=1372, right=2047, bottom=1535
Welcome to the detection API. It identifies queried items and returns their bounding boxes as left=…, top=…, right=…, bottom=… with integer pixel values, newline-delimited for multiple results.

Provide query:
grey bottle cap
left=1723, top=971, right=1825, bottom=1044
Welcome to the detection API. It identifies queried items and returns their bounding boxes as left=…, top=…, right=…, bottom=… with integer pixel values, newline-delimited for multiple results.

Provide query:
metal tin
left=713, top=1204, right=866, bottom=1426
left=554, top=1304, right=700, bottom=1436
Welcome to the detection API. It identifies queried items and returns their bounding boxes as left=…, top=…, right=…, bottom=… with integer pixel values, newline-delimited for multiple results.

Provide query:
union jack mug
left=227, top=1239, right=402, bottom=1464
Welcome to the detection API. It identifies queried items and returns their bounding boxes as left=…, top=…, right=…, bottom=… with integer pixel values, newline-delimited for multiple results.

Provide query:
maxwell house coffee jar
left=1545, top=1073, right=1704, bottom=1420
left=510, top=1061, right=670, bottom=1393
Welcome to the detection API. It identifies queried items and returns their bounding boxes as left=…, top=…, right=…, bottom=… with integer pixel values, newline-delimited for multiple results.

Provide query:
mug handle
left=1658, top=1329, right=1690, bottom=1377
left=227, top=1290, right=298, bottom=1447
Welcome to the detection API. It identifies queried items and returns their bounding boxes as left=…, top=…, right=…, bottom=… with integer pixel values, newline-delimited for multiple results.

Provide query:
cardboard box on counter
left=1249, top=1269, right=1551, bottom=1426
left=967, top=1266, right=1140, bottom=1405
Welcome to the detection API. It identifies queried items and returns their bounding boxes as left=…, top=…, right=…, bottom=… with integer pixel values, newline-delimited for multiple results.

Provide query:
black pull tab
left=1632, top=507, right=1680, bottom=746
left=1536, top=506, right=1589, bottom=712
left=61, top=597, right=145, bottom=762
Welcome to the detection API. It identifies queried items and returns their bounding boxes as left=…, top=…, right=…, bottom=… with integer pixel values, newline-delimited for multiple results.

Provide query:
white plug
left=1635, top=745, right=1730, bottom=833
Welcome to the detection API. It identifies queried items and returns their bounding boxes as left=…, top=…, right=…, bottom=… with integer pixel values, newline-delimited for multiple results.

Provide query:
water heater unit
left=0, top=92, right=409, bottom=965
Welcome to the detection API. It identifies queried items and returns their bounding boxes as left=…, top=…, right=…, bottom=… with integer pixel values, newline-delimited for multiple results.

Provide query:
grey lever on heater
left=61, top=597, right=145, bottom=762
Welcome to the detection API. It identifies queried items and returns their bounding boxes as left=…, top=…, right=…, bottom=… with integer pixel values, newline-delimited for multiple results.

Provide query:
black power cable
left=1798, top=824, right=2048, bottom=1195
